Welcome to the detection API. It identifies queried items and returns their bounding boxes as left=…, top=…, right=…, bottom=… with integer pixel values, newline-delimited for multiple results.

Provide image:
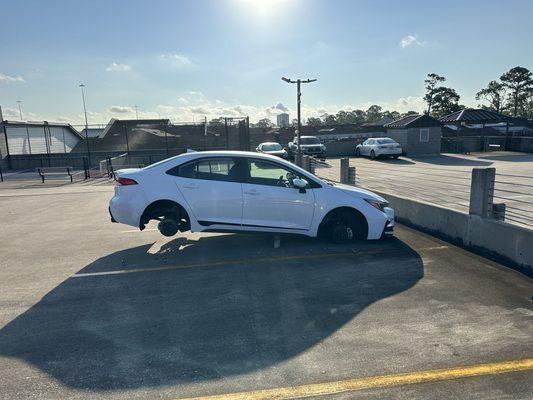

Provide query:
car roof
left=369, top=137, right=395, bottom=140
left=259, top=142, right=281, bottom=146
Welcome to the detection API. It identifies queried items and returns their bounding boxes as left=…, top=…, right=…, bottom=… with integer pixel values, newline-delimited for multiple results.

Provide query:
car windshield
left=262, top=143, right=283, bottom=151
left=377, top=139, right=396, bottom=144
left=300, top=137, right=320, bottom=145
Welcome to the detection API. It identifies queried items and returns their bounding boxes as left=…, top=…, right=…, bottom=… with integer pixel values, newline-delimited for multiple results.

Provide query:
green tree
left=382, top=110, right=401, bottom=121
left=254, top=118, right=274, bottom=128
left=307, top=117, right=323, bottom=127
left=208, top=117, right=224, bottom=126
left=500, top=66, right=533, bottom=116
left=402, top=110, right=419, bottom=117
left=365, top=105, right=383, bottom=123
left=335, top=110, right=350, bottom=124
left=323, top=114, right=337, bottom=125
left=423, top=73, right=446, bottom=114
left=476, top=80, right=506, bottom=114
left=431, top=87, right=462, bottom=118
left=348, top=109, right=366, bottom=124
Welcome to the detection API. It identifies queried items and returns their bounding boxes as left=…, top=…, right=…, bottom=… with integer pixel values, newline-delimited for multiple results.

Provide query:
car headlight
left=365, top=199, right=389, bottom=212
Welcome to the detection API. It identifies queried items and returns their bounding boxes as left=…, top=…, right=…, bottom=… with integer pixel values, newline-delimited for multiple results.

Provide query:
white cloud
left=106, top=62, right=132, bottom=72
left=109, top=106, right=134, bottom=114
left=399, top=34, right=424, bottom=48
left=0, top=72, right=26, bottom=83
left=160, top=53, right=194, bottom=68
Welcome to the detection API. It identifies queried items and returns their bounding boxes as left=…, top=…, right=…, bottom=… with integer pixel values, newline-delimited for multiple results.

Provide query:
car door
left=171, top=157, right=243, bottom=225
left=241, top=158, right=316, bottom=231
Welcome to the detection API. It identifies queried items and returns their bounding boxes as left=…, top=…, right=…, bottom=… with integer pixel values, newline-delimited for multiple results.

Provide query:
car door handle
left=183, top=184, right=199, bottom=189
left=244, top=189, right=259, bottom=195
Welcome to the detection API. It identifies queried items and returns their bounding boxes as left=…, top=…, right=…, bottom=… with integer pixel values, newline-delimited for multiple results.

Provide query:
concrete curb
left=374, top=190, right=533, bottom=277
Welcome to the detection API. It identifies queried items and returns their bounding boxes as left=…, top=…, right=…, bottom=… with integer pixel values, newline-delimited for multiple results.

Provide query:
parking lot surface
left=0, top=183, right=532, bottom=399
left=316, top=151, right=533, bottom=229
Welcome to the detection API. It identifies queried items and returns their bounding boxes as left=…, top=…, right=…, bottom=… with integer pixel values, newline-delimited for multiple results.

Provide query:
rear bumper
left=109, top=206, right=117, bottom=223
left=377, top=148, right=402, bottom=156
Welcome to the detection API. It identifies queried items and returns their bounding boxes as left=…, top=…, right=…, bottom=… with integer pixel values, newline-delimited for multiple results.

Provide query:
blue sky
left=0, top=0, right=532, bottom=124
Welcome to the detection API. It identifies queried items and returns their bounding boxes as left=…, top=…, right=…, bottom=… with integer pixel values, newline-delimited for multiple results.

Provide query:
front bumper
left=382, top=206, right=395, bottom=237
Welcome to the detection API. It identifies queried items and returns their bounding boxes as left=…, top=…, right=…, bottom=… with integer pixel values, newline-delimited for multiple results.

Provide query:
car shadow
left=0, top=234, right=424, bottom=391
left=368, top=157, right=416, bottom=165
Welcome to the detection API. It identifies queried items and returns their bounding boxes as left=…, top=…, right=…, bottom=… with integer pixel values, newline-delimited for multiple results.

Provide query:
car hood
left=334, top=183, right=386, bottom=202
left=299, top=144, right=323, bottom=148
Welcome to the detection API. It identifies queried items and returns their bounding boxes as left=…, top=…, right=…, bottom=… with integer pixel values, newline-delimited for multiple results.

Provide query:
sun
left=238, top=0, right=290, bottom=16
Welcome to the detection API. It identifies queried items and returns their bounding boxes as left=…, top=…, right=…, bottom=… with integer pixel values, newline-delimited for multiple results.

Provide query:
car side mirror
left=293, top=178, right=308, bottom=193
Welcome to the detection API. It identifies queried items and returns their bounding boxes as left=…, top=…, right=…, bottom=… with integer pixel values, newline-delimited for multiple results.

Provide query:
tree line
left=212, top=65, right=533, bottom=128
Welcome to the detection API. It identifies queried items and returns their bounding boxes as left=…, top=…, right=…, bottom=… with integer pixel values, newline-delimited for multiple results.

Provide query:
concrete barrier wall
left=374, top=190, right=533, bottom=275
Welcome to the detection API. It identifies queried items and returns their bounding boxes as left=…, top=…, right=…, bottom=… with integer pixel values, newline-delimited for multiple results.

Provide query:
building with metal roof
left=438, top=108, right=512, bottom=124
left=439, top=108, right=531, bottom=135
left=384, top=114, right=442, bottom=129
left=382, top=114, right=442, bottom=155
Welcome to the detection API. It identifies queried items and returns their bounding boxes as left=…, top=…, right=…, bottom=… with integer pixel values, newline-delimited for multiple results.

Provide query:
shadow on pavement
left=0, top=234, right=424, bottom=391
left=412, top=154, right=493, bottom=167
left=475, top=154, right=533, bottom=163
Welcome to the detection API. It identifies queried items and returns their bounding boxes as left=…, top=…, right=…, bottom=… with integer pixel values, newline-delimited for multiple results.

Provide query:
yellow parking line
left=72, top=244, right=449, bottom=278
left=179, top=358, right=533, bottom=400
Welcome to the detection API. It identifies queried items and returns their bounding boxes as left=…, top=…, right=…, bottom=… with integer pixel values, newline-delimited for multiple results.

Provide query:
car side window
left=169, top=157, right=240, bottom=182
left=247, top=159, right=301, bottom=188
left=245, top=159, right=320, bottom=189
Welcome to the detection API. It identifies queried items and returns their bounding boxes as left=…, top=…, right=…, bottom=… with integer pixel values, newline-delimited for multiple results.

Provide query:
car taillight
left=116, top=177, right=138, bottom=186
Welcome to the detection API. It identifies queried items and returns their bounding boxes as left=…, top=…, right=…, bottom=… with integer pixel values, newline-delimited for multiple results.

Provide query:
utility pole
left=79, top=84, right=91, bottom=172
left=16, top=100, right=23, bottom=120
left=281, top=77, right=317, bottom=163
left=134, top=105, right=139, bottom=120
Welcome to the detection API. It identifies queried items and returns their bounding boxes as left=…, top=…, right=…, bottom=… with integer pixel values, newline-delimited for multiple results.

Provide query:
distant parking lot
left=0, top=182, right=531, bottom=399
left=316, top=151, right=533, bottom=230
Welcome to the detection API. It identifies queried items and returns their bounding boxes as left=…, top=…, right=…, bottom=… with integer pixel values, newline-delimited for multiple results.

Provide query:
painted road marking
left=72, top=245, right=448, bottom=278
left=179, top=358, right=533, bottom=400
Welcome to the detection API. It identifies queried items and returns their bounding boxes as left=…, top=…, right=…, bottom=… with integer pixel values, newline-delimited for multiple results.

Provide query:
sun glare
left=239, top=0, right=290, bottom=16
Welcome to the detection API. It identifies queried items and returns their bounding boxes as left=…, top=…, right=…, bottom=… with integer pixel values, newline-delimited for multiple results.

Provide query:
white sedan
left=356, top=138, right=402, bottom=160
left=256, top=142, right=288, bottom=158
left=109, top=151, right=394, bottom=243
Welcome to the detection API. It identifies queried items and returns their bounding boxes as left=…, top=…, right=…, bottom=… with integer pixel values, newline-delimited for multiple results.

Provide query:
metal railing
left=315, top=159, right=533, bottom=231
left=494, top=173, right=533, bottom=229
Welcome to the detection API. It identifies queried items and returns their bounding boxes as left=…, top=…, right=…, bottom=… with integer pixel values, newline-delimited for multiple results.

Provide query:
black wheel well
left=140, top=200, right=190, bottom=230
left=318, top=207, right=368, bottom=239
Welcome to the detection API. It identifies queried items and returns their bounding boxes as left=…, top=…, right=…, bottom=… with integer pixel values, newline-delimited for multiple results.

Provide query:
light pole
left=16, top=100, right=23, bottom=120
left=79, top=84, right=91, bottom=170
left=134, top=105, right=139, bottom=120
left=281, top=76, right=317, bottom=163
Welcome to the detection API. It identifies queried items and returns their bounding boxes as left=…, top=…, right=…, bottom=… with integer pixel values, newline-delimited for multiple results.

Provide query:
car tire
left=158, top=218, right=179, bottom=237
left=370, top=150, right=376, bottom=160
left=329, top=223, right=354, bottom=244
left=355, top=148, right=360, bottom=157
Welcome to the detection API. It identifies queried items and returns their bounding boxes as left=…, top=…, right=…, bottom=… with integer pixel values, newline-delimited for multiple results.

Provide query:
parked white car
left=356, top=138, right=402, bottom=160
left=256, top=142, right=288, bottom=158
left=109, top=151, right=394, bottom=243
